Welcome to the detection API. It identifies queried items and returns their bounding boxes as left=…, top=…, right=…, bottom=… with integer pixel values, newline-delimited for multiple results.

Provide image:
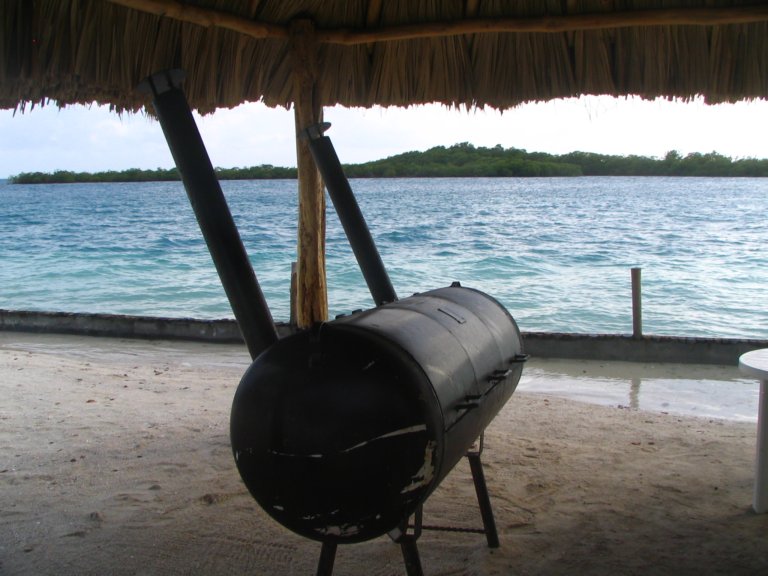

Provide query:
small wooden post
left=290, top=19, right=328, bottom=328
left=631, top=267, right=642, bottom=338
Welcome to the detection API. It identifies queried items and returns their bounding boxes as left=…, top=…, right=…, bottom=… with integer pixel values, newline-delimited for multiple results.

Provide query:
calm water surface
left=1, top=176, right=766, bottom=339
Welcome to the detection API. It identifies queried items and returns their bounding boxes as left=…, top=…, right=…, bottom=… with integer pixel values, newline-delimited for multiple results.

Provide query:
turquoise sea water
left=1, top=176, right=767, bottom=339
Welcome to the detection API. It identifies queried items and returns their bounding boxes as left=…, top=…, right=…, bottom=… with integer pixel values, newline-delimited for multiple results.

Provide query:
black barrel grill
left=231, top=284, right=525, bottom=543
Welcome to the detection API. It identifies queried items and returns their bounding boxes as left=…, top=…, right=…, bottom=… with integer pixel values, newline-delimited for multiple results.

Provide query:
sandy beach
left=2, top=331, right=767, bottom=575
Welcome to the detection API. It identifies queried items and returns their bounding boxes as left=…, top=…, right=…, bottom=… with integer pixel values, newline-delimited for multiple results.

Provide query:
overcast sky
left=1, top=95, right=767, bottom=178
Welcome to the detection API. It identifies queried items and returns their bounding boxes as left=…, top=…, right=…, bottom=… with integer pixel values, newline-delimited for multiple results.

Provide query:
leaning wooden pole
left=290, top=19, right=328, bottom=328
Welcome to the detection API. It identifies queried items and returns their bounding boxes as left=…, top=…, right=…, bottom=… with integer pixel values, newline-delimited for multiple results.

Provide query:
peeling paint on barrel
left=401, top=440, right=437, bottom=494
left=341, top=424, right=427, bottom=453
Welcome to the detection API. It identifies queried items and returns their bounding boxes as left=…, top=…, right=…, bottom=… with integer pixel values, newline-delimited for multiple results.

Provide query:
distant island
left=9, top=143, right=768, bottom=183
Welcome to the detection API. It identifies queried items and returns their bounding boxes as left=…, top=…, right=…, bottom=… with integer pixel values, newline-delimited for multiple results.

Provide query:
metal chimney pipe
left=139, top=70, right=278, bottom=359
left=303, top=123, right=398, bottom=307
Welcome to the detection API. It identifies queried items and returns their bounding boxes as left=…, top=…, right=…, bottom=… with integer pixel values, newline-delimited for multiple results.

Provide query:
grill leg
left=412, top=504, right=423, bottom=539
left=467, top=452, right=500, bottom=548
left=389, top=517, right=425, bottom=576
left=399, top=535, right=424, bottom=576
left=316, top=542, right=337, bottom=576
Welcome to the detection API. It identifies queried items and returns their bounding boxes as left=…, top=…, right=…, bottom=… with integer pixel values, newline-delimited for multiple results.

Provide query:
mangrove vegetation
left=9, top=143, right=768, bottom=183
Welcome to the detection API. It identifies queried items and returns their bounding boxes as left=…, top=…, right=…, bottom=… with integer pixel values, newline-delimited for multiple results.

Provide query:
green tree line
left=344, top=143, right=581, bottom=177
left=9, top=165, right=297, bottom=184
left=344, top=143, right=768, bottom=178
left=9, top=144, right=768, bottom=183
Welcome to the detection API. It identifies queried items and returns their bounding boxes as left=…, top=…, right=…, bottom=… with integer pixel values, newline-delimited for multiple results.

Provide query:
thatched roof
left=2, top=0, right=768, bottom=114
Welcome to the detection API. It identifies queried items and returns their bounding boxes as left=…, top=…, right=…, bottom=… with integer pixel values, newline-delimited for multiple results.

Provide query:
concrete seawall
left=522, top=332, right=766, bottom=366
left=1, top=309, right=765, bottom=366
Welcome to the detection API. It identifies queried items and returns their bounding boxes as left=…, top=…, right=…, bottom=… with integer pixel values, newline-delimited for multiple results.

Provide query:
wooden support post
left=631, top=267, right=642, bottom=339
left=291, top=19, right=328, bottom=328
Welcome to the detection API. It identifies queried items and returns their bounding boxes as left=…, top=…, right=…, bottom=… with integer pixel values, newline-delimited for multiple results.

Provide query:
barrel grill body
left=230, top=285, right=524, bottom=544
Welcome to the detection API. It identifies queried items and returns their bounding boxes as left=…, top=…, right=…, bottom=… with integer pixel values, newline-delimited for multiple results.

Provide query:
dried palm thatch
left=2, top=0, right=768, bottom=113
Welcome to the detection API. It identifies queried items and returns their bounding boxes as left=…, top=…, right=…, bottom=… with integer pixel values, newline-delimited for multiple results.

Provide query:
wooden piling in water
left=632, top=267, right=643, bottom=338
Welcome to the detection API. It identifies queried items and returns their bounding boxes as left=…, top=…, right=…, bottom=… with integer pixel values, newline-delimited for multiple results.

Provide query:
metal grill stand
left=315, top=432, right=499, bottom=576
